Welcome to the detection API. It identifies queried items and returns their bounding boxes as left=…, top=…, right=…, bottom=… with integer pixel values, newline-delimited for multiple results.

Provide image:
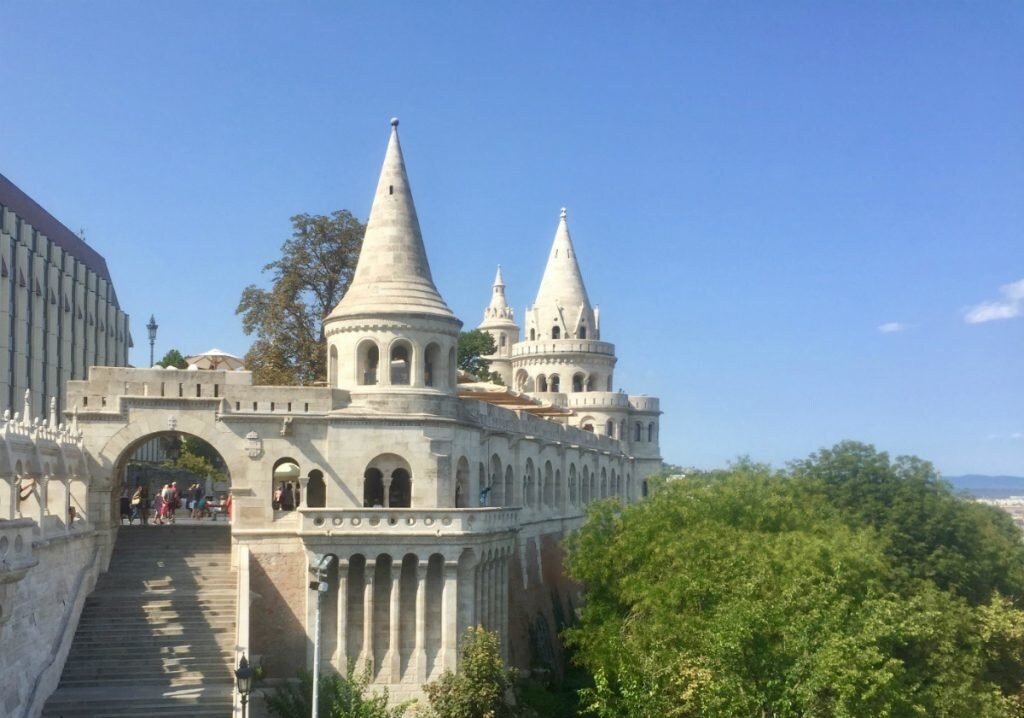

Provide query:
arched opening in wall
left=455, top=457, right=470, bottom=508
left=489, top=455, right=503, bottom=506
left=424, top=343, right=439, bottom=388
left=372, top=554, right=392, bottom=673
left=345, top=555, right=366, bottom=660
left=273, top=458, right=301, bottom=512
left=619, top=420, right=626, bottom=441
left=390, top=342, right=411, bottom=385
left=572, top=373, right=585, bottom=392
left=568, top=465, right=578, bottom=506
left=329, top=345, right=338, bottom=387
left=531, top=613, right=556, bottom=672
left=425, top=553, right=445, bottom=678
left=536, top=375, right=548, bottom=393
left=605, top=420, right=615, bottom=437
left=112, top=431, right=233, bottom=526
left=515, top=370, right=531, bottom=392
left=554, top=468, right=562, bottom=507
left=581, top=466, right=591, bottom=504
left=578, top=325, right=587, bottom=339
left=543, top=461, right=554, bottom=508
left=626, top=473, right=632, bottom=500
left=600, top=468, right=608, bottom=498
left=634, top=422, right=642, bottom=441
left=306, top=469, right=326, bottom=508
left=499, top=333, right=506, bottom=349
left=524, top=459, right=535, bottom=509
left=580, top=415, right=596, bottom=433
left=648, top=422, right=656, bottom=442
left=478, top=463, right=489, bottom=506
left=585, top=374, right=595, bottom=392
left=504, top=466, right=514, bottom=509
left=551, top=326, right=560, bottom=339
left=549, top=374, right=560, bottom=393
left=363, top=468, right=385, bottom=507
left=358, top=340, right=380, bottom=386
left=642, top=480, right=649, bottom=498
left=399, top=553, right=418, bottom=676
left=389, top=469, right=411, bottom=508
left=530, top=328, right=536, bottom=340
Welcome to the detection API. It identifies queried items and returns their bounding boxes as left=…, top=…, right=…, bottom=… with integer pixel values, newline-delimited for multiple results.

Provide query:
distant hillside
left=946, top=475, right=1024, bottom=499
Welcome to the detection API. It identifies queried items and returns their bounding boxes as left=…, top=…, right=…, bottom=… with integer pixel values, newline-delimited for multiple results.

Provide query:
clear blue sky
left=3, top=2, right=1021, bottom=476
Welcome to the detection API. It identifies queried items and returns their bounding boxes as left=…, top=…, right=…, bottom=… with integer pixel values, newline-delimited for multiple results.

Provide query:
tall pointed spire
left=484, top=265, right=513, bottom=320
left=328, top=118, right=455, bottom=320
left=533, top=208, right=592, bottom=314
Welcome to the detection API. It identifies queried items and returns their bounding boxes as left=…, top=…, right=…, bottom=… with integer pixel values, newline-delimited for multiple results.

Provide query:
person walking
left=130, top=485, right=148, bottom=525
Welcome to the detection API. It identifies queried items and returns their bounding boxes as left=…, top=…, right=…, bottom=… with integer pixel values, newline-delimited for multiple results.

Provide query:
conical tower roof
left=481, top=264, right=516, bottom=325
left=327, top=119, right=455, bottom=321
left=533, top=208, right=592, bottom=313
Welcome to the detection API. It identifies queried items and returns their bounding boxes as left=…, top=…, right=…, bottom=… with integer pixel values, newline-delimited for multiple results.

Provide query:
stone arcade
left=0, top=119, right=661, bottom=712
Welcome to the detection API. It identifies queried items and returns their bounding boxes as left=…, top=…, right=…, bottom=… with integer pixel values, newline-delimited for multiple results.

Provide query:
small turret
left=477, top=265, right=520, bottom=385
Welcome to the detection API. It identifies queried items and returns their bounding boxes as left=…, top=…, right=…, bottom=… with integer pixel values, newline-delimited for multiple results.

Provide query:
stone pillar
left=387, top=561, right=402, bottom=682
left=474, top=562, right=483, bottom=629
left=335, top=559, right=349, bottom=668
left=382, top=477, right=392, bottom=508
left=499, top=555, right=509, bottom=662
left=414, top=560, right=428, bottom=682
left=441, top=560, right=459, bottom=671
left=488, top=560, right=497, bottom=635
left=360, top=561, right=375, bottom=671
left=1, top=474, right=16, bottom=520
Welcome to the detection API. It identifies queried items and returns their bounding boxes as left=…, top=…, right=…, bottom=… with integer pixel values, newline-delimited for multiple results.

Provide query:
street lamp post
left=146, top=315, right=158, bottom=367
left=235, top=653, right=253, bottom=718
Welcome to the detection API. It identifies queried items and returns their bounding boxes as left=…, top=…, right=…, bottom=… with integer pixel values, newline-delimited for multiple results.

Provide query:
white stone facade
left=1, top=120, right=663, bottom=711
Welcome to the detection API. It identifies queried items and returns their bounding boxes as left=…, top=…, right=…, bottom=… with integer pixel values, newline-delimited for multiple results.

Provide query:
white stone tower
left=324, top=118, right=463, bottom=409
left=477, top=265, right=519, bottom=385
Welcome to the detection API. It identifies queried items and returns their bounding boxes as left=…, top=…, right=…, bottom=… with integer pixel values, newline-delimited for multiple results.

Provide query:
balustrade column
left=360, top=561, right=375, bottom=671
left=414, top=561, right=428, bottom=682
left=441, top=560, right=458, bottom=671
left=388, top=561, right=402, bottom=681
left=335, top=559, right=349, bottom=668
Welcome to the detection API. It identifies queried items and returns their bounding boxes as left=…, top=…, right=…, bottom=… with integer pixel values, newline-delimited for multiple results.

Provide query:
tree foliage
left=566, top=445, right=1024, bottom=718
left=457, top=330, right=503, bottom=384
left=237, top=210, right=364, bottom=385
left=162, top=437, right=225, bottom=482
left=157, top=348, right=188, bottom=369
left=422, top=626, right=522, bottom=718
left=264, top=663, right=410, bottom=718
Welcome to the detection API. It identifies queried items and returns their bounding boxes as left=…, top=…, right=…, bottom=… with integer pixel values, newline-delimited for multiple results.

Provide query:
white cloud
left=965, top=278, right=1024, bottom=324
left=1012, top=432, right=1024, bottom=440
left=878, top=322, right=906, bottom=333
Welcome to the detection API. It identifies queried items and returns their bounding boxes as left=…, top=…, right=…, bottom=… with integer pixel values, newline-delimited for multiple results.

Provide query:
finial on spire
left=390, top=117, right=400, bottom=127
left=560, top=207, right=567, bottom=220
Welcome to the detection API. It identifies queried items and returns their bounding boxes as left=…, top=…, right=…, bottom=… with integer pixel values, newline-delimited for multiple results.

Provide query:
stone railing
left=300, top=507, right=521, bottom=536
left=511, top=339, right=615, bottom=358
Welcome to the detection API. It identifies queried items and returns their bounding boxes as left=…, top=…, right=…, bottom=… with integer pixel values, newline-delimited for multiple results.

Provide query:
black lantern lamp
left=146, top=315, right=158, bottom=367
left=235, top=653, right=254, bottom=717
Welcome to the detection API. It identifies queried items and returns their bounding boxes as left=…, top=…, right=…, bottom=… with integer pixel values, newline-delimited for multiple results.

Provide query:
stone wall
left=0, top=521, right=102, bottom=718
left=247, top=540, right=307, bottom=679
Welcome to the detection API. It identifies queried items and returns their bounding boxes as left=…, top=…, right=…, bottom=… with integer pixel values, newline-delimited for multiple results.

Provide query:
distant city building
left=0, top=174, right=130, bottom=417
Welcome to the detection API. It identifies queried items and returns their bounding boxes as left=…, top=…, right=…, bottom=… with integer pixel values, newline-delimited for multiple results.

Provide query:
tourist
left=280, top=482, right=294, bottom=511
left=152, top=488, right=164, bottom=525
left=273, top=483, right=283, bottom=510
left=130, top=485, right=147, bottom=525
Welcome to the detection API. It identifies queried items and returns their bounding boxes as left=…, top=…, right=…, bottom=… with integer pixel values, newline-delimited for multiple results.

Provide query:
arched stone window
left=455, top=458, right=470, bottom=507
left=504, top=466, right=514, bottom=508
left=648, top=422, right=656, bottom=442
left=600, top=468, right=608, bottom=498
left=549, top=374, right=560, bottom=392
left=568, top=465, right=578, bottom=506
left=357, top=340, right=379, bottom=386
left=579, top=325, right=587, bottom=339
left=499, top=334, right=506, bottom=348
left=306, top=469, right=326, bottom=508
left=605, top=420, right=615, bottom=437
left=585, top=374, right=595, bottom=391
left=530, top=328, right=536, bottom=340
left=489, top=455, right=503, bottom=505
left=551, top=326, right=561, bottom=339
left=390, top=342, right=411, bottom=385
left=363, top=468, right=385, bottom=507
left=273, top=458, right=301, bottom=512
left=581, top=466, right=591, bottom=504
left=424, top=343, right=439, bottom=387
left=572, top=373, right=584, bottom=392
left=634, top=422, right=642, bottom=441
left=524, top=459, right=535, bottom=509
left=536, top=375, right=548, bottom=393
left=329, top=345, right=338, bottom=387
left=389, top=468, right=411, bottom=507
left=543, top=461, right=554, bottom=508
left=479, top=462, right=488, bottom=505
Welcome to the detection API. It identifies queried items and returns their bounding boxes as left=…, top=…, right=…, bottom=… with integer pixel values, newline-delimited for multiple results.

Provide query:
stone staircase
left=42, top=521, right=238, bottom=717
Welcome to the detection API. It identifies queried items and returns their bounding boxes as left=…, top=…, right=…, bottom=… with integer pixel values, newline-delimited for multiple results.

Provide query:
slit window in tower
left=389, top=185, right=394, bottom=195
left=552, top=326, right=560, bottom=339
left=579, top=325, right=587, bottom=339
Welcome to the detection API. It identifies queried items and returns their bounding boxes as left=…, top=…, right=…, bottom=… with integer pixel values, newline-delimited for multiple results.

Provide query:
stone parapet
left=301, top=507, right=520, bottom=536
left=511, top=339, right=615, bottom=358
left=566, top=391, right=632, bottom=411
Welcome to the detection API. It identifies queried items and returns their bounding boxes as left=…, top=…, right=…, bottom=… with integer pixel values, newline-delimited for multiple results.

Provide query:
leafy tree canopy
left=423, top=626, right=522, bottom=718
left=156, top=348, right=188, bottom=369
left=457, top=330, right=503, bottom=384
left=162, top=437, right=225, bottom=482
left=237, top=210, right=364, bottom=385
left=566, top=444, right=1024, bottom=718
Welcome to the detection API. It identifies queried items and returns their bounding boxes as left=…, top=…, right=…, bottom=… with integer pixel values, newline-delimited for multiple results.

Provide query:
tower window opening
left=634, top=422, right=642, bottom=441
left=390, top=344, right=411, bottom=385
left=552, top=326, right=560, bottom=339
left=579, top=325, right=587, bottom=339
left=530, top=328, right=536, bottom=341
left=388, top=185, right=394, bottom=195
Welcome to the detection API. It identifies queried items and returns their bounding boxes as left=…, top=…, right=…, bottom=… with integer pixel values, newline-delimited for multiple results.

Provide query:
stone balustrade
left=301, top=507, right=521, bottom=536
left=511, top=339, right=615, bottom=358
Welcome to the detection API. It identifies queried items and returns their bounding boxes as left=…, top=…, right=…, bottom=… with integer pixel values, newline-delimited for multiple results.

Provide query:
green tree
left=237, top=210, right=364, bottom=385
left=457, top=330, right=503, bottom=384
left=156, top=348, right=188, bottom=369
left=423, top=626, right=522, bottom=718
left=565, top=456, right=1024, bottom=718
left=162, top=439, right=225, bottom=482
left=264, top=663, right=410, bottom=718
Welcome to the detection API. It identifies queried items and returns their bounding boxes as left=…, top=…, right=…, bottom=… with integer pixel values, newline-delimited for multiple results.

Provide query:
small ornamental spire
left=23, top=389, right=31, bottom=426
